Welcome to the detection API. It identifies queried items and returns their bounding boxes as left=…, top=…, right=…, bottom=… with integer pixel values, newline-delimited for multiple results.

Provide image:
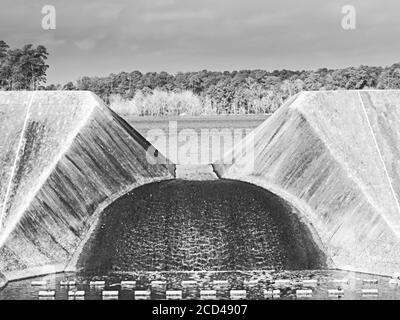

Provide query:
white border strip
left=0, top=91, right=36, bottom=230
left=357, top=91, right=400, bottom=217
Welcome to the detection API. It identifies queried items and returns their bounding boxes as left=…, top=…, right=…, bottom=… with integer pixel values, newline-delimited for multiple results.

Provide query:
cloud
left=36, top=34, right=66, bottom=47
left=74, top=34, right=105, bottom=51
left=141, top=9, right=216, bottom=22
left=84, top=2, right=126, bottom=22
left=1, top=0, right=400, bottom=84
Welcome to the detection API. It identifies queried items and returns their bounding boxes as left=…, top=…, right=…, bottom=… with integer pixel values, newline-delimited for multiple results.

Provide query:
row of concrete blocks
left=296, top=288, right=380, bottom=297
left=37, top=287, right=381, bottom=299
left=32, top=277, right=399, bottom=288
left=38, top=289, right=275, bottom=299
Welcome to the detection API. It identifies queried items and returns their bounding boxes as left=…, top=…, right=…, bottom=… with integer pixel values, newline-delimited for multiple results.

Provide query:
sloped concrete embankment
left=214, top=90, right=400, bottom=276
left=0, top=91, right=174, bottom=286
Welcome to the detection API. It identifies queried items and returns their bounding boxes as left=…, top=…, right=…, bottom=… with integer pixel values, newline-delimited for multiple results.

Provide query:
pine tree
left=0, top=42, right=49, bottom=90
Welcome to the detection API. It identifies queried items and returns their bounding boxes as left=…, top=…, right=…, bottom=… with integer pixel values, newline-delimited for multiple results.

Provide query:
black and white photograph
left=0, top=0, right=400, bottom=312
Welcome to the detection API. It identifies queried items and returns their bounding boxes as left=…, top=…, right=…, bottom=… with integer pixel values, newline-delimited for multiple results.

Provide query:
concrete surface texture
left=214, top=90, right=400, bottom=276
left=0, top=91, right=174, bottom=284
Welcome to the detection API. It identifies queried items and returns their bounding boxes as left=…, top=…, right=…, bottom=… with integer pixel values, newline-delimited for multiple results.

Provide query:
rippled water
left=0, top=270, right=398, bottom=300
left=79, top=180, right=325, bottom=272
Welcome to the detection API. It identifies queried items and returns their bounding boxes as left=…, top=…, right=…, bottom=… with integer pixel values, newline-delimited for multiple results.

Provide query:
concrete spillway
left=214, top=90, right=400, bottom=276
left=2, top=89, right=400, bottom=288
left=78, top=180, right=325, bottom=273
left=0, top=91, right=174, bottom=286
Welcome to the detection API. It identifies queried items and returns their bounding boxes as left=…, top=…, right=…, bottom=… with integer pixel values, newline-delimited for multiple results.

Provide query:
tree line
left=67, top=64, right=400, bottom=115
left=2, top=40, right=400, bottom=115
left=0, top=41, right=49, bottom=90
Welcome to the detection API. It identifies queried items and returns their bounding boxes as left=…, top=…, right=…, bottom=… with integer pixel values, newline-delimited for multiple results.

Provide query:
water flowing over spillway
left=77, top=180, right=326, bottom=273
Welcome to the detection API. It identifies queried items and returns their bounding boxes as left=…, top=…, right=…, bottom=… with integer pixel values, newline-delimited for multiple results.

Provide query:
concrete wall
left=0, top=91, right=174, bottom=285
left=214, top=90, right=400, bottom=276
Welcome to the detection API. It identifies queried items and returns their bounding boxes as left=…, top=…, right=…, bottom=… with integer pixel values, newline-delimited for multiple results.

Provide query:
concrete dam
left=215, top=90, right=400, bottom=276
left=0, top=91, right=174, bottom=287
left=0, top=90, right=400, bottom=288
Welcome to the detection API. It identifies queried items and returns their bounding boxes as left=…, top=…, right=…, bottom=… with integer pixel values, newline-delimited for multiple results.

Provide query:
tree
left=0, top=40, right=8, bottom=60
left=63, top=81, right=75, bottom=90
left=0, top=40, right=9, bottom=88
left=3, top=48, right=23, bottom=89
left=31, top=45, right=49, bottom=89
left=0, top=43, right=49, bottom=90
left=46, top=83, right=61, bottom=90
left=377, top=63, right=400, bottom=89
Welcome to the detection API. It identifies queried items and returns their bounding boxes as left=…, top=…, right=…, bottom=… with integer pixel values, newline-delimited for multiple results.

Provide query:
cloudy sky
left=0, top=0, right=399, bottom=84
